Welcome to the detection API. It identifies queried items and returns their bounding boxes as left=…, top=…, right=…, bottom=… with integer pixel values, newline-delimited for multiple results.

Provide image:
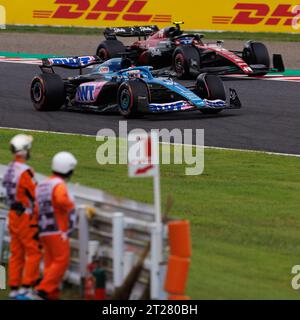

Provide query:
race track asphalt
left=0, top=62, right=299, bottom=154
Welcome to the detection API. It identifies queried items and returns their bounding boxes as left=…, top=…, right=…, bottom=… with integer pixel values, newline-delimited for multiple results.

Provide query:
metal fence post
left=159, top=264, right=168, bottom=300
left=150, top=224, right=162, bottom=300
left=124, top=251, right=135, bottom=279
left=78, top=207, right=89, bottom=298
left=0, top=216, right=6, bottom=264
left=113, top=212, right=124, bottom=289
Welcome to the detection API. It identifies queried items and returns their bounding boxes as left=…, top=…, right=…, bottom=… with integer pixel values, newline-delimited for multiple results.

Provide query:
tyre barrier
left=164, top=220, right=191, bottom=299
left=168, top=220, right=191, bottom=258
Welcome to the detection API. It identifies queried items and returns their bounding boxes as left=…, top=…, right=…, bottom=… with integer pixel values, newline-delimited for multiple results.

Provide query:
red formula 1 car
left=96, top=22, right=285, bottom=79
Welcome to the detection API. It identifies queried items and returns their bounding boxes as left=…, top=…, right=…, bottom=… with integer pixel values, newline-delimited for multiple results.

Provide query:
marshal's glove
left=85, top=207, right=96, bottom=220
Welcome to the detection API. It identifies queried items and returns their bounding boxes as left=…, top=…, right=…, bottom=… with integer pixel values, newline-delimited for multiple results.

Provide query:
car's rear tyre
left=117, top=80, right=150, bottom=118
left=30, top=74, right=65, bottom=111
left=243, top=41, right=270, bottom=76
left=96, top=40, right=126, bottom=62
left=196, top=74, right=226, bottom=114
left=173, top=46, right=200, bottom=79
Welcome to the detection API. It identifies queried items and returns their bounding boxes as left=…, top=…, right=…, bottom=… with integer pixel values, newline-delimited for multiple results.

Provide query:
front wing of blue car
left=148, top=89, right=241, bottom=113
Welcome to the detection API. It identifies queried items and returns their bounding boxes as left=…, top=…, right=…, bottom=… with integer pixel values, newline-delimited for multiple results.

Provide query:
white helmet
left=52, top=152, right=78, bottom=175
left=10, top=134, right=33, bottom=156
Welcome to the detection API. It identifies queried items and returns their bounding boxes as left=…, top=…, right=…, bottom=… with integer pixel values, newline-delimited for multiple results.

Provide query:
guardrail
left=0, top=164, right=168, bottom=300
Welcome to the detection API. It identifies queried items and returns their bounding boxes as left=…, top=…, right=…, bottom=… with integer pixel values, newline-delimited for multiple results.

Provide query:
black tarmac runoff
left=0, top=62, right=299, bottom=155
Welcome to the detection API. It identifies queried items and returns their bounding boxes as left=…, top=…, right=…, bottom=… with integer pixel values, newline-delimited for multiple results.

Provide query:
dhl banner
left=0, top=0, right=300, bottom=33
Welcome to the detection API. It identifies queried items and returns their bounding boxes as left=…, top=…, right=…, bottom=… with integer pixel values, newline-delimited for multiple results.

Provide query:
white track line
left=1, top=59, right=300, bottom=82
left=0, top=126, right=299, bottom=158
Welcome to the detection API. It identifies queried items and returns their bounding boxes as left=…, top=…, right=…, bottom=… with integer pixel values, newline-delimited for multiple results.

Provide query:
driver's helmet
left=127, top=69, right=142, bottom=78
left=165, top=26, right=183, bottom=38
left=121, top=58, right=133, bottom=69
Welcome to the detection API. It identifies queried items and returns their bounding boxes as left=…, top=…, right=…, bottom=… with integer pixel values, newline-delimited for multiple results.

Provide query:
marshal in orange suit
left=32, top=152, right=78, bottom=300
left=2, top=134, right=42, bottom=299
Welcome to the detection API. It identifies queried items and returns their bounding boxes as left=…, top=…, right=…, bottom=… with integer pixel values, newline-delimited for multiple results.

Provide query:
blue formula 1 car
left=30, top=55, right=241, bottom=118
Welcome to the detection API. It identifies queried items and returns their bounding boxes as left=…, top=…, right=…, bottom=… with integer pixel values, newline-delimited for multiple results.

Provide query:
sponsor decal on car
left=178, top=38, right=194, bottom=45
left=75, top=81, right=106, bottom=103
left=76, top=85, right=96, bottom=102
left=149, top=100, right=194, bottom=112
left=48, top=56, right=95, bottom=67
left=99, top=66, right=110, bottom=73
left=207, top=46, right=254, bottom=74
left=204, top=99, right=226, bottom=108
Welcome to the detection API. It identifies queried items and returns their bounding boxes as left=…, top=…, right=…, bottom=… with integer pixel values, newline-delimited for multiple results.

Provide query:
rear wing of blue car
left=104, top=25, right=159, bottom=40
left=40, top=56, right=101, bottom=74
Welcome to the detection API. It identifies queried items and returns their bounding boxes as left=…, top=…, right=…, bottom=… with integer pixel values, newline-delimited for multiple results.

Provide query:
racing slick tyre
left=196, top=74, right=226, bottom=114
left=117, top=80, right=150, bottom=118
left=172, top=46, right=200, bottom=79
left=30, top=74, right=65, bottom=111
left=243, top=41, right=270, bottom=76
left=96, top=40, right=126, bottom=62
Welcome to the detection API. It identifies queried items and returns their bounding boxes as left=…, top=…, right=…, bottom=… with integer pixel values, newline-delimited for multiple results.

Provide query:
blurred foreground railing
left=0, top=164, right=168, bottom=300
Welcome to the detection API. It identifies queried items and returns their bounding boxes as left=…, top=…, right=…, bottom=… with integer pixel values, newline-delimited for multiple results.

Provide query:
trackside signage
left=128, top=131, right=158, bottom=178
left=2, top=0, right=300, bottom=33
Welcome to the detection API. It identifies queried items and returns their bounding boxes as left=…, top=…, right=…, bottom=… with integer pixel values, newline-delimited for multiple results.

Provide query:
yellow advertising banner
left=1, top=0, right=300, bottom=33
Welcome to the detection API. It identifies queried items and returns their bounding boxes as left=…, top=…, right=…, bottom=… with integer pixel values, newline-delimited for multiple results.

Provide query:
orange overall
left=35, top=176, right=76, bottom=299
left=2, top=157, right=41, bottom=288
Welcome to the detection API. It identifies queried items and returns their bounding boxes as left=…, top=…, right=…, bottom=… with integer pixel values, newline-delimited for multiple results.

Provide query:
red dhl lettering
left=33, top=0, right=171, bottom=22
left=213, top=3, right=300, bottom=27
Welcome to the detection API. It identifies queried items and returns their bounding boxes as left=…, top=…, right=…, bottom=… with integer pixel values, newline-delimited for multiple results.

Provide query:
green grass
left=2, top=25, right=300, bottom=42
left=0, top=128, right=300, bottom=299
left=0, top=276, right=80, bottom=300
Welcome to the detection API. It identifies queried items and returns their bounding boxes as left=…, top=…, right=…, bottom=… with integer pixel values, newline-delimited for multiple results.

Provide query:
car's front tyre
left=243, top=41, right=270, bottom=76
left=117, top=80, right=150, bottom=118
left=196, top=74, right=226, bottom=114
